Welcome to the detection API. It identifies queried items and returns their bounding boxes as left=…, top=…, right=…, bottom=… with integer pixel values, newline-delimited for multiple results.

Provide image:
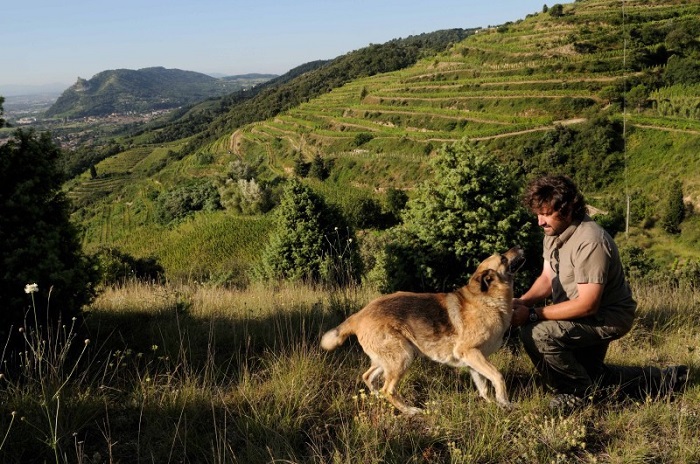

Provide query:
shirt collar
left=554, top=218, right=582, bottom=249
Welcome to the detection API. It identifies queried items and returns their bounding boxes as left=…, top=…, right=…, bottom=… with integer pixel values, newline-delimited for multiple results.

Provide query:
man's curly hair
left=523, top=175, right=587, bottom=221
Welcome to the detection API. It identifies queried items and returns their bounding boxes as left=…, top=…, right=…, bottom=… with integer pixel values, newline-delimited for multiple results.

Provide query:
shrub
left=257, top=180, right=362, bottom=287
left=353, top=133, right=374, bottom=147
left=375, top=141, right=539, bottom=293
left=0, top=129, right=97, bottom=342
left=347, top=197, right=386, bottom=230
left=661, top=180, right=685, bottom=234
left=154, top=180, right=222, bottom=224
left=93, top=247, right=164, bottom=285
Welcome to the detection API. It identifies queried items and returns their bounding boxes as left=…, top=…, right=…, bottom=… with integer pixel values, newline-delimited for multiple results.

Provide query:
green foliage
left=216, top=158, right=278, bottom=215
left=549, top=4, right=564, bottom=17
left=661, top=180, right=685, bottom=234
left=376, top=141, right=539, bottom=292
left=0, top=96, right=5, bottom=127
left=664, top=55, right=700, bottom=86
left=518, top=117, right=624, bottom=191
left=93, top=246, right=164, bottom=285
left=309, top=154, right=330, bottom=180
left=154, top=180, right=222, bottom=225
left=619, top=245, right=658, bottom=281
left=353, top=132, right=374, bottom=147
left=293, top=152, right=310, bottom=177
left=346, top=197, right=386, bottom=230
left=385, top=188, right=409, bottom=221
left=257, top=180, right=362, bottom=287
left=650, top=84, right=700, bottom=119
left=0, top=129, right=97, bottom=339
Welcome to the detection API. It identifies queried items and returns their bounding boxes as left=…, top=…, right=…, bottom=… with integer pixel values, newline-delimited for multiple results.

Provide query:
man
left=511, top=175, right=687, bottom=411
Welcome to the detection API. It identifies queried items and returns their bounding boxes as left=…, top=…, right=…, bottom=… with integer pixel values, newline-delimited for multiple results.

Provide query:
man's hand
left=511, top=299, right=531, bottom=327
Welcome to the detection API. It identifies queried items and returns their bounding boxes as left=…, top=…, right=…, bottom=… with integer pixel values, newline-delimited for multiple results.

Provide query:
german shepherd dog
left=321, top=247, right=525, bottom=414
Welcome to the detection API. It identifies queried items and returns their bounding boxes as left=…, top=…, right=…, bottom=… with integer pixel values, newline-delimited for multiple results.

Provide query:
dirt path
left=632, top=124, right=700, bottom=135
left=470, top=118, right=587, bottom=141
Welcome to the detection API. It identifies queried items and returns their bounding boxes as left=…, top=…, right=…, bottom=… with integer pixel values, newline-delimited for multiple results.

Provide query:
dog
left=321, top=246, right=525, bottom=414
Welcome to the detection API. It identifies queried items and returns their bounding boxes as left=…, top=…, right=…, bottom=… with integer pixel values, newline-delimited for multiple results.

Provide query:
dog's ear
left=477, top=269, right=496, bottom=292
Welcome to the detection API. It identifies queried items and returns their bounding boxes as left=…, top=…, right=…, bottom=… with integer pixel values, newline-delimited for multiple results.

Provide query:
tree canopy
left=375, top=141, right=540, bottom=293
left=0, top=126, right=97, bottom=342
left=257, top=180, right=362, bottom=287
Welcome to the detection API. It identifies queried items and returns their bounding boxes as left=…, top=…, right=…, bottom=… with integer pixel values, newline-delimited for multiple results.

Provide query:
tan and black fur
left=321, top=247, right=524, bottom=414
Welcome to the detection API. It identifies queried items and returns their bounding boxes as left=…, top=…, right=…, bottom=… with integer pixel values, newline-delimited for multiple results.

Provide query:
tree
left=661, top=180, right=685, bottom=234
left=0, top=96, right=5, bottom=127
left=375, top=141, right=539, bottom=293
left=154, top=180, right=222, bottom=224
left=626, top=84, right=649, bottom=112
left=0, top=128, right=97, bottom=342
left=549, top=4, right=564, bottom=17
left=257, top=180, right=362, bottom=287
left=309, top=153, right=329, bottom=180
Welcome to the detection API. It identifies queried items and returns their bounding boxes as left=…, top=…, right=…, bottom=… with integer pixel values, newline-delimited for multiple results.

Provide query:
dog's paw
left=498, top=401, right=517, bottom=412
left=403, top=406, right=424, bottom=416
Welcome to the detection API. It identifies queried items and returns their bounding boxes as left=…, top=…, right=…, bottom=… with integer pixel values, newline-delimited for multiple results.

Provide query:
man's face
left=534, top=204, right=573, bottom=236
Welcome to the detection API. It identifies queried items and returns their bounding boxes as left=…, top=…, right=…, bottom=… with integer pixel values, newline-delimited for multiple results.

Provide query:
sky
left=1, top=0, right=568, bottom=93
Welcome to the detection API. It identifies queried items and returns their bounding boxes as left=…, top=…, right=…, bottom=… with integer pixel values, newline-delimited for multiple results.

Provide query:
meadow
left=0, top=279, right=698, bottom=463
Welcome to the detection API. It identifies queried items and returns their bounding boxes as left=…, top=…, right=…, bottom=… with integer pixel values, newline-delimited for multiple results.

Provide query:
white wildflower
left=24, top=283, right=39, bottom=294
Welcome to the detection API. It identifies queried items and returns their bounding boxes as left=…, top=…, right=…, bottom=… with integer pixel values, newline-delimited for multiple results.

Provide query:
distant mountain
left=44, top=67, right=276, bottom=119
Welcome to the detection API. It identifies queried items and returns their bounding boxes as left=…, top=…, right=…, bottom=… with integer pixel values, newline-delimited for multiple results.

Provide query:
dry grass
left=0, top=280, right=697, bottom=463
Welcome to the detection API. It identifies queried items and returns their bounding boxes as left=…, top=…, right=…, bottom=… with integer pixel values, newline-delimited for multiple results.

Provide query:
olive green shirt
left=543, top=215, right=636, bottom=332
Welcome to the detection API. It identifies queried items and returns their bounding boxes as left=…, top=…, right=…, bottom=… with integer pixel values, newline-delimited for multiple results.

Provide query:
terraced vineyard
left=209, top=0, right=699, bottom=195
left=65, top=0, right=700, bottom=280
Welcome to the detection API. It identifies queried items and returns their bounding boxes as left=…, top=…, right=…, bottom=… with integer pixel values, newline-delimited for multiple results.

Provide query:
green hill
left=66, top=0, right=700, bottom=283
left=45, top=67, right=275, bottom=119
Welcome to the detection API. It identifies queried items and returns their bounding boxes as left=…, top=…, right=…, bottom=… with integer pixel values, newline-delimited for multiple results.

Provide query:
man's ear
left=478, top=269, right=496, bottom=292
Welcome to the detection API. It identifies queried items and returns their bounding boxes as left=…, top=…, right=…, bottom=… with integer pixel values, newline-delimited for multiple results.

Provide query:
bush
left=154, top=180, right=222, bottom=224
left=257, top=180, right=362, bottom=287
left=93, top=247, right=164, bottom=285
left=661, top=180, right=685, bottom=234
left=347, top=197, right=386, bottom=230
left=375, top=141, right=539, bottom=293
left=0, top=129, right=97, bottom=342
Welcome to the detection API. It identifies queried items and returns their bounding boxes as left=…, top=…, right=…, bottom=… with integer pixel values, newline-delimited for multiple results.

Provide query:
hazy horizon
left=1, top=0, right=572, bottom=96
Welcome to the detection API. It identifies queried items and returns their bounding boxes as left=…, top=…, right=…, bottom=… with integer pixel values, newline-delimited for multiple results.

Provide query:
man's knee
left=520, top=321, right=563, bottom=353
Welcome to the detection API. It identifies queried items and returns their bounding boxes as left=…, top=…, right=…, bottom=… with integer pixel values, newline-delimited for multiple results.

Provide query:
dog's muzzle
left=507, top=247, right=526, bottom=274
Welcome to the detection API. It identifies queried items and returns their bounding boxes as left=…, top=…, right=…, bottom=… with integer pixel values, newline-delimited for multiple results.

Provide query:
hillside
left=45, top=67, right=275, bottom=119
left=65, top=0, right=700, bottom=282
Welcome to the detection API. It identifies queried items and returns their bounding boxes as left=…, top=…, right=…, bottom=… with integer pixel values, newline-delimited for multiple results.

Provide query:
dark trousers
left=520, top=319, right=667, bottom=399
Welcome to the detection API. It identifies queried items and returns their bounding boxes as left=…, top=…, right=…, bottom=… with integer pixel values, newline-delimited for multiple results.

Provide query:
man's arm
left=535, top=282, right=603, bottom=321
left=512, top=262, right=604, bottom=326
left=511, top=263, right=553, bottom=326
left=515, top=262, right=553, bottom=307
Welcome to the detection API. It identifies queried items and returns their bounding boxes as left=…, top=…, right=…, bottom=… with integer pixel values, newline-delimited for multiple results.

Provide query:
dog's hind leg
left=362, top=364, right=383, bottom=393
left=378, top=342, right=422, bottom=415
left=468, top=369, right=493, bottom=403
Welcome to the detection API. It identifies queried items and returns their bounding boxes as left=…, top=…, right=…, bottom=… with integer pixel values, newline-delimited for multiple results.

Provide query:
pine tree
left=378, top=141, right=539, bottom=292
left=0, top=128, right=97, bottom=342
left=257, top=180, right=361, bottom=287
left=662, top=180, right=685, bottom=234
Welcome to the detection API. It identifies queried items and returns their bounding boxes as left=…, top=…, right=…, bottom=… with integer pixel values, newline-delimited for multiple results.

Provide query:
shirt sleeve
left=574, top=241, right=610, bottom=284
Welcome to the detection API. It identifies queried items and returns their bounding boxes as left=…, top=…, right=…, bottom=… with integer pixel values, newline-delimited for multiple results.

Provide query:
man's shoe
left=661, top=365, right=689, bottom=395
left=548, top=393, right=585, bottom=413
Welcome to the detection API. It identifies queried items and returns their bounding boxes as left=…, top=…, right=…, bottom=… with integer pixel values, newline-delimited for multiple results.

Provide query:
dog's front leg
left=456, top=347, right=512, bottom=408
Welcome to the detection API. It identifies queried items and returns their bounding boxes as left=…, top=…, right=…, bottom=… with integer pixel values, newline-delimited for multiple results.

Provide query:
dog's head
left=468, top=246, right=525, bottom=295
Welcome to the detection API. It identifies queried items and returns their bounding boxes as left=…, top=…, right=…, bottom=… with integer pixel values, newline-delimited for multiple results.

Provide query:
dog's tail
left=320, top=315, right=357, bottom=351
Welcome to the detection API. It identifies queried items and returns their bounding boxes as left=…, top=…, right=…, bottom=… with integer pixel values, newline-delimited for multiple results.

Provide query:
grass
left=0, top=279, right=698, bottom=463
